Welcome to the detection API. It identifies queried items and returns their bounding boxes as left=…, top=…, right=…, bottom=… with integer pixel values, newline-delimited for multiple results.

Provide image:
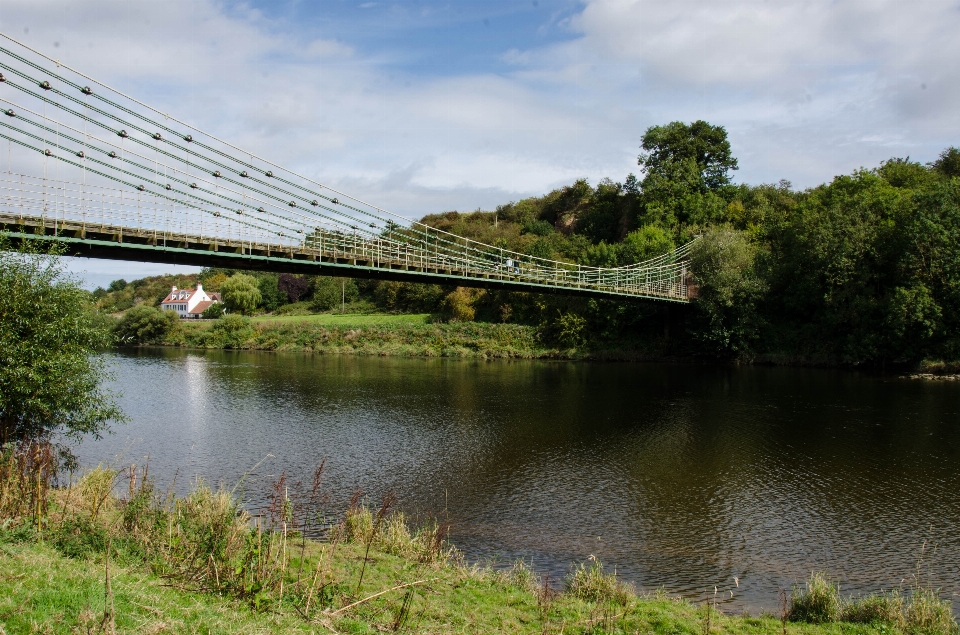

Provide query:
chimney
left=171, top=286, right=177, bottom=295
left=196, top=282, right=204, bottom=293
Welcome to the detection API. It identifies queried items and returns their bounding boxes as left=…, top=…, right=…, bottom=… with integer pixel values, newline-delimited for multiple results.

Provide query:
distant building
left=160, top=284, right=221, bottom=318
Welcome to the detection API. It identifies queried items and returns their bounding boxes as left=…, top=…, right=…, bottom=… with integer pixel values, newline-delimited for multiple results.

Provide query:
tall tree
left=638, top=121, right=738, bottom=227
left=639, top=120, right=739, bottom=191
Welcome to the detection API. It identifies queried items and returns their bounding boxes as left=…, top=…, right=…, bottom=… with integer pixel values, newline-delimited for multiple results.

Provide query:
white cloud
left=4, top=0, right=956, bottom=287
left=2, top=0, right=959, bottom=220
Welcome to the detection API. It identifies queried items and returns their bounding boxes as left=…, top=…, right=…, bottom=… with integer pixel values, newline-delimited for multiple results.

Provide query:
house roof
left=189, top=300, right=216, bottom=315
left=161, top=288, right=197, bottom=304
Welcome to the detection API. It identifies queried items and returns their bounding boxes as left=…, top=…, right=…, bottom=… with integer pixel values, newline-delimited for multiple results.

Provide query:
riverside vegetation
left=1, top=445, right=957, bottom=635
left=95, top=122, right=960, bottom=369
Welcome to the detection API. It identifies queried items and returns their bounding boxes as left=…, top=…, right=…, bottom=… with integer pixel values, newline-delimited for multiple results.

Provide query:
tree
left=620, top=225, right=675, bottom=264
left=311, top=277, right=358, bottom=312
left=0, top=239, right=125, bottom=448
left=257, top=274, right=285, bottom=312
left=107, top=278, right=127, bottom=292
left=689, top=227, right=767, bottom=357
left=278, top=273, right=309, bottom=303
left=220, top=274, right=262, bottom=315
left=639, top=120, right=738, bottom=191
left=931, top=147, right=960, bottom=178
left=638, top=121, right=738, bottom=227
left=113, top=305, right=179, bottom=345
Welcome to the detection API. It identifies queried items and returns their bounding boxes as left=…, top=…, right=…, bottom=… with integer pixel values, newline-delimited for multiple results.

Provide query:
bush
left=443, top=287, right=481, bottom=322
left=903, top=588, right=958, bottom=634
left=548, top=311, right=587, bottom=348
left=201, top=302, right=226, bottom=319
left=789, top=572, right=841, bottom=623
left=209, top=314, right=254, bottom=348
left=113, top=305, right=179, bottom=345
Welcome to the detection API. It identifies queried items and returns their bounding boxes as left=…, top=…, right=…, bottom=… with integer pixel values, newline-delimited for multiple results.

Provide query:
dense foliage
left=113, top=305, right=180, bottom=345
left=0, top=239, right=124, bottom=449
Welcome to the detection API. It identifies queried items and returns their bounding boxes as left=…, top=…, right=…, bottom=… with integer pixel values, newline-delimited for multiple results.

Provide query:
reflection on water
left=78, top=349, right=960, bottom=612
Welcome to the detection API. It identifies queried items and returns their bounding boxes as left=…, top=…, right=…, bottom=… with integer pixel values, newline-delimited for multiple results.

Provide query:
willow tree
left=0, top=238, right=124, bottom=454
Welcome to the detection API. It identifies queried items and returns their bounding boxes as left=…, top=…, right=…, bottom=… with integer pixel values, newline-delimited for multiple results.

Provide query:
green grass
left=0, top=538, right=915, bottom=635
left=252, top=312, right=432, bottom=326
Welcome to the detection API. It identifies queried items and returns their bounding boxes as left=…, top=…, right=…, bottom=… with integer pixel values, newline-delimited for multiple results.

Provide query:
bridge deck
left=1, top=212, right=691, bottom=302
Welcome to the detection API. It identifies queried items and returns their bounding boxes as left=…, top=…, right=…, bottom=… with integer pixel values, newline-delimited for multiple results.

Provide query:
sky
left=2, top=0, right=958, bottom=288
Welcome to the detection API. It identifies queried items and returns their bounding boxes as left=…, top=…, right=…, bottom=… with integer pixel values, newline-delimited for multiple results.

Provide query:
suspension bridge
left=0, top=34, right=695, bottom=302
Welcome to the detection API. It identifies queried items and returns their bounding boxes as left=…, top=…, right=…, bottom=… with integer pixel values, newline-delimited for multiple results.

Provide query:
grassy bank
left=252, top=313, right=433, bottom=326
left=162, top=315, right=567, bottom=359
left=6, top=538, right=935, bottom=635
left=1, top=447, right=956, bottom=635
left=117, top=309, right=677, bottom=360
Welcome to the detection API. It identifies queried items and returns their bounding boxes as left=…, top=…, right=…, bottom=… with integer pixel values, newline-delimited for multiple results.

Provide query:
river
left=76, top=349, right=960, bottom=613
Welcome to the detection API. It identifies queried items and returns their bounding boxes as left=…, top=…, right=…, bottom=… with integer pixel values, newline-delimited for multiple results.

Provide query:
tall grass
left=0, top=441, right=55, bottom=531
left=789, top=572, right=958, bottom=634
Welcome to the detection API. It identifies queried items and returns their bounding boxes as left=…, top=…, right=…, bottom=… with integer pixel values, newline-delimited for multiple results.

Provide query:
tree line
left=94, top=121, right=960, bottom=365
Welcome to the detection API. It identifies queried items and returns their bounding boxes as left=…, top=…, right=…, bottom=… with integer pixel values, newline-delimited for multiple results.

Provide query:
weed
left=789, top=572, right=841, bottom=623
left=0, top=441, right=56, bottom=530
left=841, top=591, right=904, bottom=625
left=566, top=558, right=631, bottom=606
left=903, top=588, right=957, bottom=634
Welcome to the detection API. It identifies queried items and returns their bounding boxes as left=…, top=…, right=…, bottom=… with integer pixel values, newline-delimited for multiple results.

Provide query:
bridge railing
left=1, top=170, right=693, bottom=299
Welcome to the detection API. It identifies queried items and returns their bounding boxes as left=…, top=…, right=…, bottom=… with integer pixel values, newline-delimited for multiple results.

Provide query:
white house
left=160, top=284, right=221, bottom=318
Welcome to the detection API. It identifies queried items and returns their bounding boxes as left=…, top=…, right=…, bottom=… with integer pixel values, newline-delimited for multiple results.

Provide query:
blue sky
left=2, top=0, right=959, bottom=288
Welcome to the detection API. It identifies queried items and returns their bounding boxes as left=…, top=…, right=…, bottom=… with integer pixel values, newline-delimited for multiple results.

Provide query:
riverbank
left=2, top=450, right=956, bottom=634
left=7, top=538, right=942, bottom=635
left=133, top=313, right=673, bottom=360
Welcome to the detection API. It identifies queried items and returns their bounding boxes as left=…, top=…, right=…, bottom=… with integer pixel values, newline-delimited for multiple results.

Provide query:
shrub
left=336, top=504, right=451, bottom=564
left=789, top=572, right=841, bottom=623
left=210, top=314, right=254, bottom=348
left=443, top=287, right=479, bottom=322
left=201, top=302, right=226, bottom=319
left=113, top=304, right=179, bottom=345
left=903, top=588, right=958, bottom=634
left=51, top=514, right=109, bottom=559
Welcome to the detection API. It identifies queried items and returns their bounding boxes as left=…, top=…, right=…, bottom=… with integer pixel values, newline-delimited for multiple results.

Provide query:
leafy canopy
left=0, top=238, right=125, bottom=447
left=220, top=274, right=262, bottom=315
left=639, top=120, right=738, bottom=192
